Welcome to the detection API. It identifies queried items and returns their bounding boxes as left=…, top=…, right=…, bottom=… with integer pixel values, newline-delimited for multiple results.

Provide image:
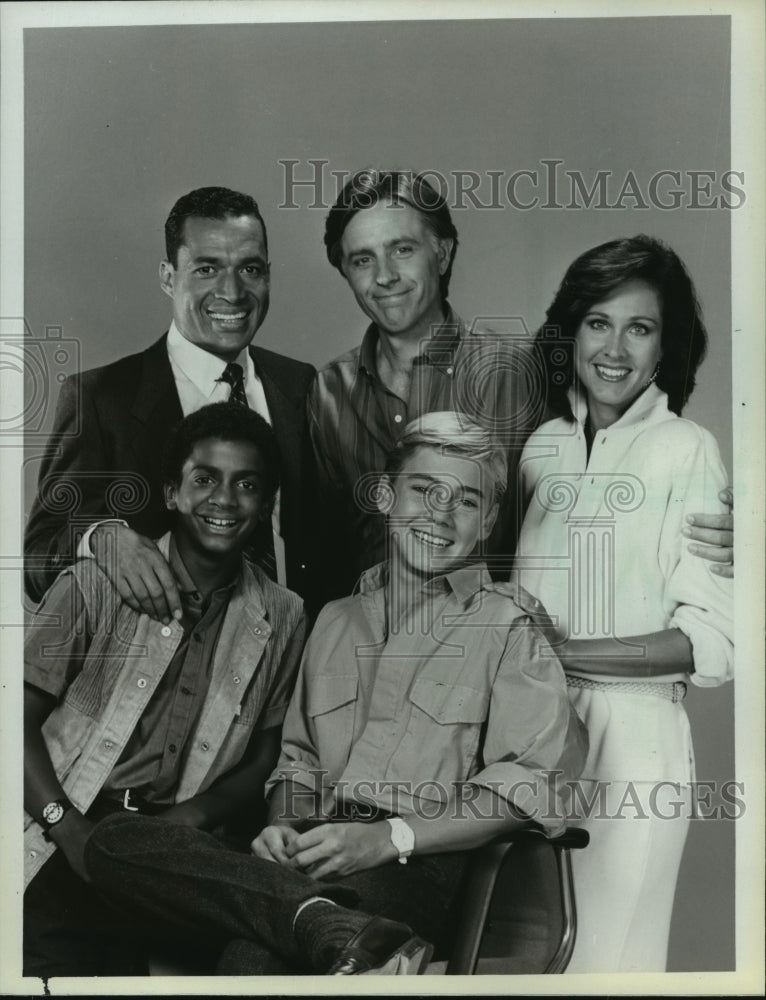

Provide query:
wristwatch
left=40, top=799, right=72, bottom=839
left=386, top=817, right=415, bottom=865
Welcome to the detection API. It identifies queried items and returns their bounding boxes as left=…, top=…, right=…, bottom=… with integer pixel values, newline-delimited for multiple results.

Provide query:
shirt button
left=161, top=625, right=172, bottom=637
left=137, top=678, right=147, bottom=689
left=168, top=744, right=177, bottom=754
left=104, top=740, right=113, bottom=750
left=394, top=414, right=403, bottom=424
left=253, top=627, right=262, bottom=635
left=181, top=686, right=192, bottom=696
left=30, top=850, right=38, bottom=859
left=233, top=676, right=241, bottom=684
left=201, top=741, right=210, bottom=752
left=446, top=366, right=454, bottom=375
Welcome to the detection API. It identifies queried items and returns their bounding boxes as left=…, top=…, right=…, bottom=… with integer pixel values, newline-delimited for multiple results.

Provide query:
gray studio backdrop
left=23, top=17, right=735, bottom=971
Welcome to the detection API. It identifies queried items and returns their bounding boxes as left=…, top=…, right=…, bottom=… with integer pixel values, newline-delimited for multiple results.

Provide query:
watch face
left=42, top=801, right=65, bottom=826
left=388, top=818, right=415, bottom=855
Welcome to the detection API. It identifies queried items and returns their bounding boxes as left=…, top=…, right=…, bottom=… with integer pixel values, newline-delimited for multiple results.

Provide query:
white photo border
left=1, top=1, right=763, bottom=996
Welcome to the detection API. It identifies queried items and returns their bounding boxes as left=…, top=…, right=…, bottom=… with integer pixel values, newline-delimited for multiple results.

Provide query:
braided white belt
left=566, top=675, right=687, bottom=703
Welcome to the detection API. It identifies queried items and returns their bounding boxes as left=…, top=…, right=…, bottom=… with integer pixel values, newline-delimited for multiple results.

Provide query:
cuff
left=76, top=520, right=129, bottom=559
left=671, top=608, right=734, bottom=687
left=264, top=760, right=326, bottom=800
left=469, top=763, right=569, bottom=838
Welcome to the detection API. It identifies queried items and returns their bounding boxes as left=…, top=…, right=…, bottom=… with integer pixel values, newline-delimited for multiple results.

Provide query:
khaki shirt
left=268, top=561, right=587, bottom=836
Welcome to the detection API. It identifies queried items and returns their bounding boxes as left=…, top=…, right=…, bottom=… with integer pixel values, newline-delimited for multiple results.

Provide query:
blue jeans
left=85, top=812, right=467, bottom=974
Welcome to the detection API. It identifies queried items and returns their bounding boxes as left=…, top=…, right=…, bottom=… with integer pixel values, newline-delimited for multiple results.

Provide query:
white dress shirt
left=80, top=323, right=286, bottom=585
left=166, top=322, right=272, bottom=419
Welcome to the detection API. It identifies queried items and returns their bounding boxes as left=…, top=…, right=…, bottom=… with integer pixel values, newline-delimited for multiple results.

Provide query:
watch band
left=386, top=816, right=415, bottom=865
left=40, top=798, right=72, bottom=840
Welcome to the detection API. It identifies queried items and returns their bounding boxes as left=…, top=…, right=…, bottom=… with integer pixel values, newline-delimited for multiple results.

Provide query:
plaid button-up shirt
left=308, top=307, right=545, bottom=601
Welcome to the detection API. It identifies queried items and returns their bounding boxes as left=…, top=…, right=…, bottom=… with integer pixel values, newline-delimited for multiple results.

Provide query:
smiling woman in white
left=515, top=235, right=733, bottom=972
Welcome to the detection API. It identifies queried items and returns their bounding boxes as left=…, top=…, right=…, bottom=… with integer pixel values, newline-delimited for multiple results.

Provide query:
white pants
left=565, top=686, right=694, bottom=973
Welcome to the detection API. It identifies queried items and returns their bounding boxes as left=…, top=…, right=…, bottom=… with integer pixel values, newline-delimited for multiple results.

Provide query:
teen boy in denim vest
left=23, top=403, right=307, bottom=976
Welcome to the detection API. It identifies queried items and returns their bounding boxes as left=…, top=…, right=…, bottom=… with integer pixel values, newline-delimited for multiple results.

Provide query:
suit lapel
left=250, top=346, right=308, bottom=554
left=250, top=346, right=303, bottom=455
left=129, top=334, right=184, bottom=462
left=126, top=339, right=303, bottom=467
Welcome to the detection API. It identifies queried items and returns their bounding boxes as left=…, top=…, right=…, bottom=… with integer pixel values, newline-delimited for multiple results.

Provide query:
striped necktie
left=218, top=362, right=248, bottom=407
left=217, top=361, right=278, bottom=582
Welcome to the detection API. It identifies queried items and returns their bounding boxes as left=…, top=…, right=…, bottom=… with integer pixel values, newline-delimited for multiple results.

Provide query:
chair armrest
left=445, top=825, right=589, bottom=975
left=481, top=824, right=589, bottom=852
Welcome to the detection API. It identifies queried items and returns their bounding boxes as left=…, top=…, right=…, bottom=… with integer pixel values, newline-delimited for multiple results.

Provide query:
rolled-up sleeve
left=24, top=568, right=93, bottom=697
left=661, top=425, right=733, bottom=687
left=470, top=622, right=588, bottom=837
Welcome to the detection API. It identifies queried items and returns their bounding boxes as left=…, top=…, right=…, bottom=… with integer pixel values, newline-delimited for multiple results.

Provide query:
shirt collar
left=162, top=531, right=240, bottom=607
left=357, top=558, right=491, bottom=605
left=568, top=382, right=670, bottom=431
left=167, top=534, right=202, bottom=598
left=357, top=304, right=464, bottom=381
left=437, top=561, right=493, bottom=604
left=167, top=321, right=253, bottom=397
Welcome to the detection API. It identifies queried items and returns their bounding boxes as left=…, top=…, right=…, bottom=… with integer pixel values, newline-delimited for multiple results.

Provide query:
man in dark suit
left=25, top=187, right=317, bottom=618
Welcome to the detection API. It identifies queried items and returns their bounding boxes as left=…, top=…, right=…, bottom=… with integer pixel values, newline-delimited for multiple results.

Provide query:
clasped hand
left=250, top=822, right=396, bottom=879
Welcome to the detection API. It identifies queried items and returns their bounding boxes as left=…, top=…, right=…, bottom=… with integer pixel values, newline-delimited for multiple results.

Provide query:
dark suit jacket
left=24, top=335, right=318, bottom=608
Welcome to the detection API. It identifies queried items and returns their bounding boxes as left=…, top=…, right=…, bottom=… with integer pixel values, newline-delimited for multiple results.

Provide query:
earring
left=646, top=363, right=660, bottom=387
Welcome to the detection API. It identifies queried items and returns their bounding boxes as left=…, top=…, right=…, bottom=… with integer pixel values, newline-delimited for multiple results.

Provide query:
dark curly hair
left=324, top=169, right=458, bottom=304
left=164, top=187, right=268, bottom=267
left=535, top=234, right=708, bottom=418
left=162, top=402, right=280, bottom=507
